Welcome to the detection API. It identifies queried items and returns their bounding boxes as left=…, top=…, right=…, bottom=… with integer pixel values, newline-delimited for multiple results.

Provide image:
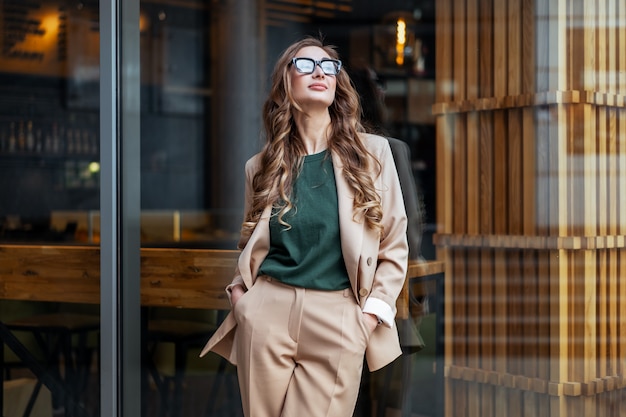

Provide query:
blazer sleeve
left=362, top=138, right=409, bottom=326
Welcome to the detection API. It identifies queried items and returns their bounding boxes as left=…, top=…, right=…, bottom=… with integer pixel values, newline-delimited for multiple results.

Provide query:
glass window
left=0, top=1, right=101, bottom=416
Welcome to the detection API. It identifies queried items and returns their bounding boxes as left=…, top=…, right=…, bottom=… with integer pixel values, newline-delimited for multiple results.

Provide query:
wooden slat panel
left=492, top=5, right=509, bottom=417
left=520, top=1, right=540, bottom=413
left=606, top=0, right=619, bottom=398
left=618, top=9, right=626, bottom=411
left=435, top=1, right=626, bottom=416
left=507, top=5, right=524, bottom=417
left=465, top=1, right=481, bottom=414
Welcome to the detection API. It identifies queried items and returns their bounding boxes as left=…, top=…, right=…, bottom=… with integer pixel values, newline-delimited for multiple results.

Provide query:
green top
left=258, top=150, right=350, bottom=290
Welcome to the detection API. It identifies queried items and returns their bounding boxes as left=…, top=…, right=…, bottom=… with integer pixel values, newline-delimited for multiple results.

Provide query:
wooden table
left=0, top=244, right=443, bottom=317
left=0, top=244, right=443, bottom=417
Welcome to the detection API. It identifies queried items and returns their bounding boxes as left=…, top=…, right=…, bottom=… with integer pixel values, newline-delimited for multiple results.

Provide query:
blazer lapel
left=332, top=152, right=364, bottom=288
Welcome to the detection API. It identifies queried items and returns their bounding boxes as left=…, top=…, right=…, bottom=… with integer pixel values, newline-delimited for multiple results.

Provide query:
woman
left=200, top=37, right=408, bottom=417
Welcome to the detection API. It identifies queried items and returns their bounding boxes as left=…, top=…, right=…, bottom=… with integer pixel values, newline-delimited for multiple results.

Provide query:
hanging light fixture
left=378, top=11, right=419, bottom=72
left=395, top=17, right=407, bottom=66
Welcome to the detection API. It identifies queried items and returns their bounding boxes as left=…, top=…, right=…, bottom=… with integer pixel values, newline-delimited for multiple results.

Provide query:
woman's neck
left=294, top=111, right=332, bottom=155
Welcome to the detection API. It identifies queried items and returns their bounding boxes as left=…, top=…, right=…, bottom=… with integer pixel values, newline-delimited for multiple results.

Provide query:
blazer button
left=366, top=257, right=373, bottom=266
left=359, top=288, right=369, bottom=297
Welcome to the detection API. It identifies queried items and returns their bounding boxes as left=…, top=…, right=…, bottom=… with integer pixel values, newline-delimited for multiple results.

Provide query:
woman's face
left=289, top=46, right=337, bottom=111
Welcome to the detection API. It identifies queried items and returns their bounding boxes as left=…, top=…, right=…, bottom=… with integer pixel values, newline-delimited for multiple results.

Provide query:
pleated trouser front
left=233, top=275, right=370, bottom=417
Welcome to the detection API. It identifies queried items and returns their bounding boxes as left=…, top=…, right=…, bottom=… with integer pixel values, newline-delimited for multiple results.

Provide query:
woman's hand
left=363, top=312, right=379, bottom=333
left=230, top=284, right=246, bottom=307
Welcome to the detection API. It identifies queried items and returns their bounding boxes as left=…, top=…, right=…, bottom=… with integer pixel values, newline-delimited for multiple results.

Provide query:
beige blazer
left=200, top=133, right=409, bottom=372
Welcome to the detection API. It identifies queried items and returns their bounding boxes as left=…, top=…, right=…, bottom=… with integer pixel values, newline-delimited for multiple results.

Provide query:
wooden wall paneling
left=436, top=0, right=626, bottom=414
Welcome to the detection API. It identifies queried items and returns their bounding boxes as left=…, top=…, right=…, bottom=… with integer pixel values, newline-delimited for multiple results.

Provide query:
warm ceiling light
left=395, top=18, right=406, bottom=66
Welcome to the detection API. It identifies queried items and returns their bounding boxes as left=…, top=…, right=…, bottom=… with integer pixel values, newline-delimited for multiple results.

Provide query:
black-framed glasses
left=290, top=57, right=342, bottom=75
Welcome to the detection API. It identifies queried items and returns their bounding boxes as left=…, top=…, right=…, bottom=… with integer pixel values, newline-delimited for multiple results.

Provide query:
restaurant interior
left=1, top=1, right=441, bottom=417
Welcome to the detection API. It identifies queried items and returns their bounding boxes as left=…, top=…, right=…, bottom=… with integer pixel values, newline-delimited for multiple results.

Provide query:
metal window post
left=100, top=0, right=141, bottom=416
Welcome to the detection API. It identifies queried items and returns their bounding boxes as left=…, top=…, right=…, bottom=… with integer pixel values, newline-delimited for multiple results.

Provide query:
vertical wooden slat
left=595, top=1, right=609, bottom=404
left=478, top=1, right=495, bottom=415
left=436, top=1, right=455, bottom=246
left=505, top=1, right=524, bottom=416
left=581, top=1, right=598, bottom=415
left=519, top=0, right=547, bottom=417
left=520, top=0, right=539, bottom=413
left=533, top=4, right=552, bottom=416
left=452, top=0, right=469, bottom=415
left=549, top=1, right=569, bottom=416
left=605, top=4, right=618, bottom=410
left=565, top=6, right=583, bottom=415
left=507, top=0, right=522, bottom=379
left=491, top=2, right=509, bottom=417
left=618, top=4, right=626, bottom=411
left=465, top=0, right=481, bottom=415
left=435, top=1, right=455, bottom=416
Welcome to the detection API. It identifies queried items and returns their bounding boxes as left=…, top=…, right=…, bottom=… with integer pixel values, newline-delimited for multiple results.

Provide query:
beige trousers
left=232, top=275, right=370, bottom=417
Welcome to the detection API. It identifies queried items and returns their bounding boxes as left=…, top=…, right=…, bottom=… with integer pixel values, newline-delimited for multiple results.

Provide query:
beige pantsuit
left=200, top=134, right=409, bottom=417
left=234, top=276, right=369, bottom=417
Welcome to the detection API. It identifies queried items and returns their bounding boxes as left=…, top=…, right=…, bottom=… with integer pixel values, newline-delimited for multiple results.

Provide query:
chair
left=3, top=305, right=100, bottom=417
left=376, top=288, right=428, bottom=417
left=145, top=308, right=234, bottom=417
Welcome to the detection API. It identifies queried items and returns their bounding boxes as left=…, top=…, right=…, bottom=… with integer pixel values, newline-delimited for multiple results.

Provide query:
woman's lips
left=309, top=83, right=327, bottom=91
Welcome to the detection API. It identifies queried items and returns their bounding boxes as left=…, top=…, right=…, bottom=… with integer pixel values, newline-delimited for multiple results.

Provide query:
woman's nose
left=312, top=64, right=325, bottom=77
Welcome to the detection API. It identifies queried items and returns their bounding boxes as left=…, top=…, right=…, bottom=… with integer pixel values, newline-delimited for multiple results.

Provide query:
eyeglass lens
left=293, top=58, right=341, bottom=75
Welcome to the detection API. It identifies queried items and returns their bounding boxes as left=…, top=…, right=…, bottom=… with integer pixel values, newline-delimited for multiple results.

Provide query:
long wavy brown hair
left=240, top=37, right=383, bottom=242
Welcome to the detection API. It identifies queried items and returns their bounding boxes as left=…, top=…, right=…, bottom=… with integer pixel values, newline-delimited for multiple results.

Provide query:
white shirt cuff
left=362, top=297, right=395, bottom=328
